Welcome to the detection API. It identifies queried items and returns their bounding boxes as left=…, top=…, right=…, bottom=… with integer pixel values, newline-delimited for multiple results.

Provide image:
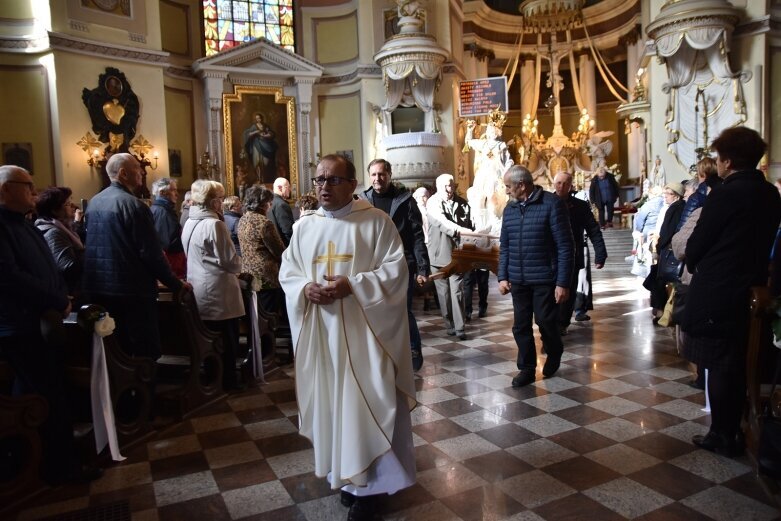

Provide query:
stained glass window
left=203, top=0, right=294, bottom=56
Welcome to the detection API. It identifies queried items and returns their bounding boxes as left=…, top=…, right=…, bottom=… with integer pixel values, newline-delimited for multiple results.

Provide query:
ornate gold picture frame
left=223, top=85, right=298, bottom=197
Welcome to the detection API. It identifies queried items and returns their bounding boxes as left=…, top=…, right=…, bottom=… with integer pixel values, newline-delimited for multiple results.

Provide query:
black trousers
left=510, top=284, right=562, bottom=371
left=464, top=269, right=489, bottom=315
left=203, top=318, right=240, bottom=389
left=88, top=294, right=161, bottom=359
left=597, top=202, right=614, bottom=226
left=0, top=331, right=80, bottom=479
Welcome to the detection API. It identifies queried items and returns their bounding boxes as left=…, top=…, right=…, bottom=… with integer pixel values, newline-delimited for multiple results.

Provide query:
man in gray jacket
left=427, top=173, right=474, bottom=340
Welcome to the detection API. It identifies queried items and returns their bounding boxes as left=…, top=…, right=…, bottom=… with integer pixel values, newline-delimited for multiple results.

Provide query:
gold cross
left=314, top=241, right=353, bottom=284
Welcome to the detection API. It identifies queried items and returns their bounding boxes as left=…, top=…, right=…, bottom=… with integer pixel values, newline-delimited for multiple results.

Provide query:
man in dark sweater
left=268, top=177, right=294, bottom=246
left=360, top=159, right=430, bottom=370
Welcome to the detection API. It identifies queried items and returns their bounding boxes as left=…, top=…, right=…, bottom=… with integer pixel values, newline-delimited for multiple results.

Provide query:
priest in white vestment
left=279, top=154, right=417, bottom=521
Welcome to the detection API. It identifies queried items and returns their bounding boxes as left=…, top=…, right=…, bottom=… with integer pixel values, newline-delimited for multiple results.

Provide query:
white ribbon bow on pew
left=91, top=314, right=125, bottom=462
left=249, top=294, right=266, bottom=383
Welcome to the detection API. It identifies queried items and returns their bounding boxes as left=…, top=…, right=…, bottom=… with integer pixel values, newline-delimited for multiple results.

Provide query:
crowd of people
left=1, top=126, right=779, bottom=520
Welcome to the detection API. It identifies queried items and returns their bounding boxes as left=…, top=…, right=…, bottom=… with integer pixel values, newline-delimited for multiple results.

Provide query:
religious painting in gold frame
left=223, top=85, right=297, bottom=197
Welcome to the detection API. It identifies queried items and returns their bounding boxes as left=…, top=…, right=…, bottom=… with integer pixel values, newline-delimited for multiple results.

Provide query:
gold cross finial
left=314, top=241, right=353, bottom=283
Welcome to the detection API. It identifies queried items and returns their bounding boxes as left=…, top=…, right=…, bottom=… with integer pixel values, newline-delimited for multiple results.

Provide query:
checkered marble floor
left=10, top=269, right=781, bottom=520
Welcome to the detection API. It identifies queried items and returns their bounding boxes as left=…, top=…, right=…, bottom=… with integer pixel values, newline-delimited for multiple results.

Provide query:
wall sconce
left=129, top=134, right=158, bottom=170
left=77, top=132, right=105, bottom=167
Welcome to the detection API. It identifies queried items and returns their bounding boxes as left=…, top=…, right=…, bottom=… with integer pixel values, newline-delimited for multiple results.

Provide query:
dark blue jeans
left=464, top=269, right=489, bottom=315
left=407, top=269, right=421, bottom=350
left=597, top=202, right=614, bottom=226
left=510, top=284, right=562, bottom=371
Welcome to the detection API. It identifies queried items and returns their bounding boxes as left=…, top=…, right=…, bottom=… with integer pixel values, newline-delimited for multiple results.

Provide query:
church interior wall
left=312, top=12, right=359, bottom=65
left=52, top=0, right=162, bottom=51
left=52, top=51, right=170, bottom=201
left=770, top=48, right=781, bottom=177
left=159, top=0, right=193, bottom=58
left=317, top=91, right=364, bottom=184
left=0, top=62, right=55, bottom=187
left=164, top=84, right=197, bottom=188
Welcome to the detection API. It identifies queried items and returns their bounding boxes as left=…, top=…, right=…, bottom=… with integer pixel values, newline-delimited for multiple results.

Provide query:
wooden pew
left=156, top=288, right=224, bottom=418
left=62, top=305, right=155, bottom=447
left=745, top=286, right=781, bottom=506
left=0, top=363, right=47, bottom=508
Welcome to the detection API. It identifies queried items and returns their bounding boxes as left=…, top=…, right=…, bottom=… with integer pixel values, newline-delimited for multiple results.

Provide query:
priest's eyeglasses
left=312, top=175, right=351, bottom=187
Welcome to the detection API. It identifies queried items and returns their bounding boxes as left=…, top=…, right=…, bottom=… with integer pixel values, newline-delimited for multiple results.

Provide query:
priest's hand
left=498, top=280, right=511, bottom=295
left=323, top=275, right=352, bottom=299
left=305, top=282, right=335, bottom=305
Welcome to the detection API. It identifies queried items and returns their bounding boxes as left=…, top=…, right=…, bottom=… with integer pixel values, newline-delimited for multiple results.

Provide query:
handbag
left=657, top=248, right=683, bottom=284
left=759, top=353, right=781, bottom=479
left=671, top=282, right=688, bottom=326
left=658, top=285, right=675, bottom=327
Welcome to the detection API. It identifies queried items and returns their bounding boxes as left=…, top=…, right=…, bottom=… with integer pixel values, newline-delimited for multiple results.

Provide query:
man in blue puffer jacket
left=498, top=166, right=574, bottom=387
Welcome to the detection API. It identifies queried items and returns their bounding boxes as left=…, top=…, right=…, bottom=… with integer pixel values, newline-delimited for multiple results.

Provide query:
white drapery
left=658, top=25, right=748, bottom=168
left=382, top=61, right=440, bottom=113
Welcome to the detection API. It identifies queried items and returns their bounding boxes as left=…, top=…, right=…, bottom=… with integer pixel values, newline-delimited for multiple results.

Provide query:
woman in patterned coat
left=237, top=185, right=285, bottom=314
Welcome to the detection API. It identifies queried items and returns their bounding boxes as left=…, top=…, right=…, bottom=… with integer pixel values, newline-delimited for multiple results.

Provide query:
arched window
left=203, top=1, right=294, bottom=56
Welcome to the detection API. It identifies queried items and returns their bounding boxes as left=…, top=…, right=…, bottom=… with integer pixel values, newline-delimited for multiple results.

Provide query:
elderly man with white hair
left=82, top=153, right=189, bottom=360
left=268, top=176, right=294, bottom=246
left=426, top=173, right=474, bottom=340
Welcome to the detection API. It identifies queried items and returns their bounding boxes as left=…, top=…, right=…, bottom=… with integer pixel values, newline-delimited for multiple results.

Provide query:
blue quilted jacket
left=82, top=183, right=182, bottom=298
left=498, top=187, right=574, bottom=287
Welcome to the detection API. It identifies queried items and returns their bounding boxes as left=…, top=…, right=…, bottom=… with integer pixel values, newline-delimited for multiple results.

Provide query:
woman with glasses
left=35, top=186, right=85, bottom=297
left=182, top=180, right=245, bottom=391
left=649, top=182, right=685, bottom=323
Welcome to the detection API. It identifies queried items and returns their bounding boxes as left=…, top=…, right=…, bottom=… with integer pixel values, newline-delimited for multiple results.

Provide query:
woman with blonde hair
left=182, top=180, right=245, bottom=390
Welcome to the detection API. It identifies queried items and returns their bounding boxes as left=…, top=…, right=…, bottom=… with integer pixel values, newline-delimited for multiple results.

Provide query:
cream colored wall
left=160, top=0, right=190, bottom=56
left=0, top=1, right=34, bottom=19
left=164, top=85, right=196, bottom=188
left=317, top=91, right=363, bottom=185
left=0, top=63, right=54, bottom=187
left=314, top=13, right=358, bottom=64
left=52, top=52, right=169, bottom=201
left=771, top=48, right=781, bottom=171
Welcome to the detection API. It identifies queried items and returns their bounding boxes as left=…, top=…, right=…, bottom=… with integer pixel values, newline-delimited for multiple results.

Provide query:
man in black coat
left=499, top=166, right=574, bottom=387
left=0, top=165, right=101, bottom=484
left=588, top=166, right=619, bottom=228
left=150, top=177, right=185, bottom=278
left=682, top=127, right=781, bottom=456
left=553, top=172, right=607, bottom=334
left=360, top=159, right=430, bottom=370
left=268, top=177, right=294, bottom=246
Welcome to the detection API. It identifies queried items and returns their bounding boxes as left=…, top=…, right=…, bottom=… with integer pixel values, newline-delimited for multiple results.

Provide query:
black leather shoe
left=347, top=495, right=377, bottom=521
left=692, top=431, right=743, bottom=457
left=411, top=348, right=423, bottom=372
left=575, top=313, right=591, bottom=322
left=542, top=357, right=561, bottom=378
left=340, top=490, right=356, bottom=507
left=457, top=331, right=467, bottom=340
left=45, top=464, right=103, bottom=486
left=478, top=308, right=487, bottom=318
left=465, top=312, right=472, bottom=322
left=512, top=370, right=535, bottom=388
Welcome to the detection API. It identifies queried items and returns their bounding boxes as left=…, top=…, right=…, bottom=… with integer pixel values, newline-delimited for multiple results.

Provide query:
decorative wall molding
left=0, top=36, right=48, bottom=52
left=128, top=32, right=146, bottom=44
left=165, top=65, right=195, bottom=79
left=225, top=76, right=289, bottom=87
left=47, top=32, right=169, bottom=67
left=318, top=66, right=382, bottom=84
left=69, top=19, right=90, bottom=32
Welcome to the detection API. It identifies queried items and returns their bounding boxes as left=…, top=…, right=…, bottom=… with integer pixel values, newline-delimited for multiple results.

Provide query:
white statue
left=463, top=110, right=513, bottom=234
left=650, top=155, right=666, bottom=188
left=397, top=0, right=422, bottom=19
left=586, top=130, right=614, bottom=171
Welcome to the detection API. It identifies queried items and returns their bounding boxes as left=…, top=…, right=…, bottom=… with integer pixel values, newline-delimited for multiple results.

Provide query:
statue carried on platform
left=463, top=108, right=513, bottom=234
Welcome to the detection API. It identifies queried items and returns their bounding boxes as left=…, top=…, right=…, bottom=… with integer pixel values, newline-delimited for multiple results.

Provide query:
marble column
left=520, top=58, right=536, bottom=119
left=579, top=54, right=597, bottom=127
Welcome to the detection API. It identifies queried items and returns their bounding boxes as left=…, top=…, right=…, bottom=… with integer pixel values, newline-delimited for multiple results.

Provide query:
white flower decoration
left=95, top=314, right=116, bottom=338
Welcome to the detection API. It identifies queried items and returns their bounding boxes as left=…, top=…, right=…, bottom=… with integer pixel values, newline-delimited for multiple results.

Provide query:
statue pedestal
left=383, top=132, right=447, bottom=187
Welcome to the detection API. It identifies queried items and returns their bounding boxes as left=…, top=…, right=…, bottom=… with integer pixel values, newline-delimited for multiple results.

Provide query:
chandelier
left=521, top=0, right=585, bottom=32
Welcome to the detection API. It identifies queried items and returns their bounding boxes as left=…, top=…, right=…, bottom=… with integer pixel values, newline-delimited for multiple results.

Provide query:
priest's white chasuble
left=279, top=199, right=417, bottom=494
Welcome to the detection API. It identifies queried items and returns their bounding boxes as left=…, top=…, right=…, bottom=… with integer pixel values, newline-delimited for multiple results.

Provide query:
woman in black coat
left=681, top=127, right=781, bottom=456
